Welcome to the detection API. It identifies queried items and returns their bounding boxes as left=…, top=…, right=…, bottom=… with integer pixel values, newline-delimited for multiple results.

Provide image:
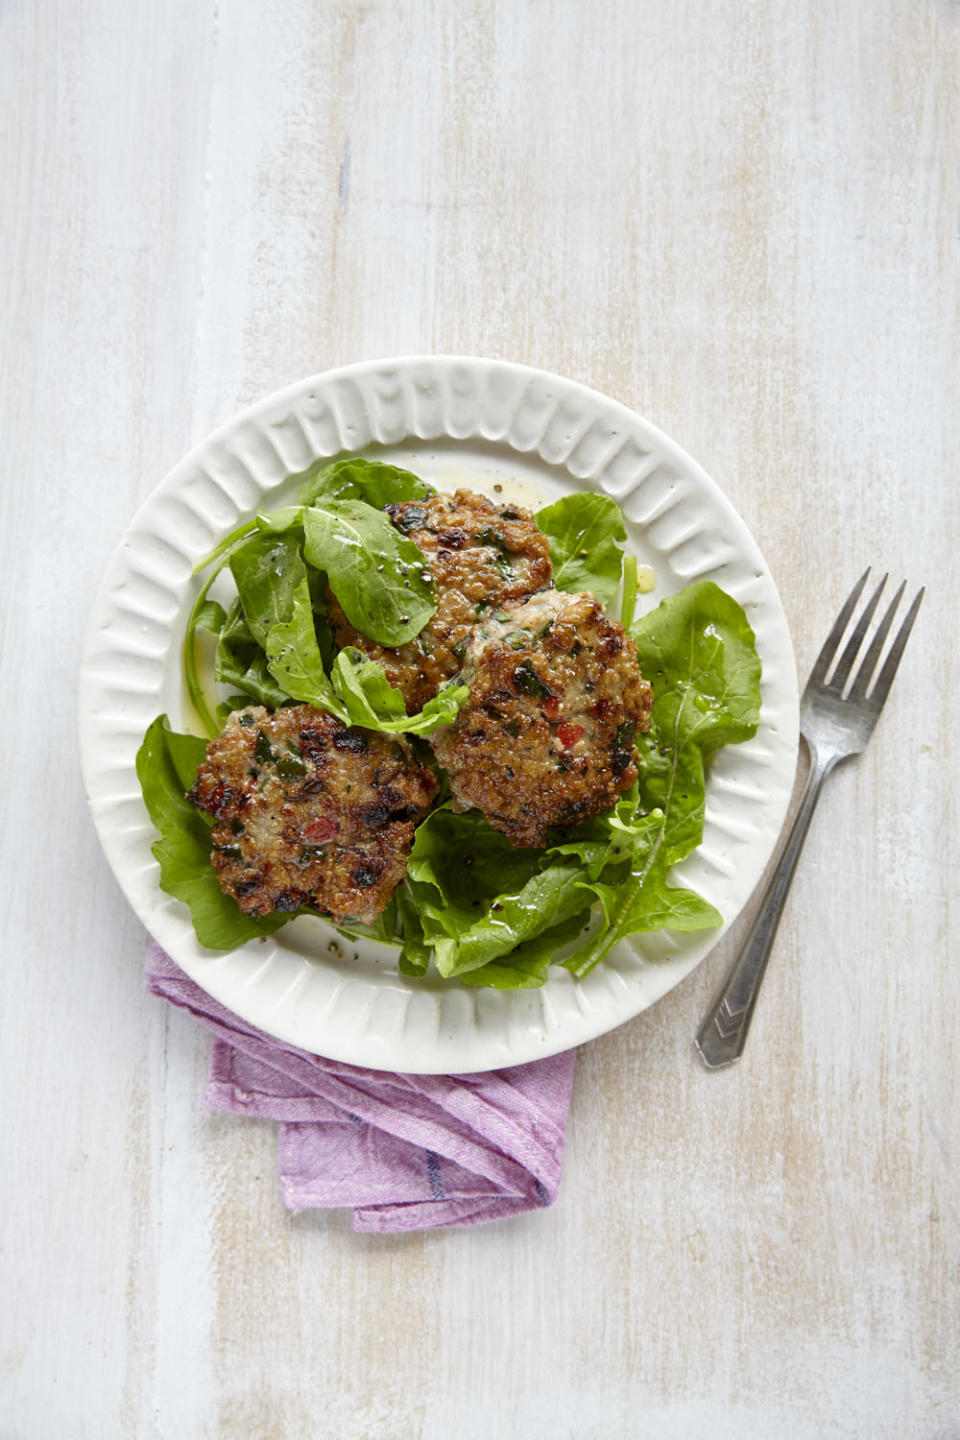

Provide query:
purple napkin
left=145, top=943, right=576, bottom=1232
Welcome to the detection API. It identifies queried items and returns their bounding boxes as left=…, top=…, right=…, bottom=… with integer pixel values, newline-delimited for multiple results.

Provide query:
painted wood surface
left=1, top=1, right=957, bottom=1435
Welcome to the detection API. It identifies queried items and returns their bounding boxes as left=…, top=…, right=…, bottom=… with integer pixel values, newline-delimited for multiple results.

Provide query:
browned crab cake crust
left=326, top=488, right=553, bottom=713
left=430, top=590, right=654, bottom=848
left=186, top=705, right=437, bottom=926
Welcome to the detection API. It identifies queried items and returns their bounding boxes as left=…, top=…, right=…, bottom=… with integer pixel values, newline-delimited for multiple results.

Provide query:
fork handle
left=695, top=748, right=832, bottom=1069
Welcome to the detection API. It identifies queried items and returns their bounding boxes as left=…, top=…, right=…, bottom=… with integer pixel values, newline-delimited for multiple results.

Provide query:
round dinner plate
left=79, top=356, right=799, bottom=1073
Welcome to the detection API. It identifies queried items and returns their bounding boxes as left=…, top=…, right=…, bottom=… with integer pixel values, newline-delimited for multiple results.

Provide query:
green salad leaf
left=264, top=577, right=341, bottom=713
left=214, top=599, right=291, bottom=710
left=183, top=520, right=303, bottom=736
left=456, top=910, right=593, bottom=989
left=229, top=530, right=308, bottom=648
left=303, top=500, right=436, bottom=646
left=183, top=492, right=443, bottom=727
left=135, top=716, right=290, bottom=950
left=631, top=579, right=762, bottom=866
left=395, top=881, right=433, bottom=978
left=403, top=808, right=590, bottom=978
left=299, top=456, right=434, bottom=509
left=330, top=649, right=468, bottom=735
left=193, top=599, right=227, bottom=635
left=535, top=492, right=627, bottom=606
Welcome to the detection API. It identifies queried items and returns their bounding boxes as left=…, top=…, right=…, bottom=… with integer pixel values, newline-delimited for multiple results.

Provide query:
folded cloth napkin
left=145, top=943, right=576, bottom=1233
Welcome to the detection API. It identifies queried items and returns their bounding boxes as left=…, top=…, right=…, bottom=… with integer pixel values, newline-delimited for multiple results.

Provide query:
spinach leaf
left=330, top=649, right=469, bottom=734
left=535, top=492, right=627, bottom=606
left=136, top=715, right=290, bottom=950
left=299, top=456, right=434, bottom=509
left=303, top=499, right=436, bottom=645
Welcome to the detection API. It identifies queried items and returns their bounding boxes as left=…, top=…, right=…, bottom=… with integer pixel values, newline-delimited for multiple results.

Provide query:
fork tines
left=814, top=568, right=925, bottom=705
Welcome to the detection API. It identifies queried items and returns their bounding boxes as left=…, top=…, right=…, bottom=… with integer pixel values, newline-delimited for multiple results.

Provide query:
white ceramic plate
left=79, top=357, right=798, bottom=1073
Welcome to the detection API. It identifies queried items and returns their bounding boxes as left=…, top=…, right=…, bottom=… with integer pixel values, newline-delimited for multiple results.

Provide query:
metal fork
left=695, top=569, right=924, bottom=1070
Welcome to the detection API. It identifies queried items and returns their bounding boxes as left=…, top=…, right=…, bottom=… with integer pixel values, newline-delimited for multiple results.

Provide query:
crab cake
left=326, top=488, right=553, bottom=713
left=431, top=590, right=654, bottom=848
left=186, top=705, right=437, bottom=926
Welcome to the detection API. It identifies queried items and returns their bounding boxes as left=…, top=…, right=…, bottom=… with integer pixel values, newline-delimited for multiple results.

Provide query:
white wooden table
left=3, top=2, right=957, bottom=1435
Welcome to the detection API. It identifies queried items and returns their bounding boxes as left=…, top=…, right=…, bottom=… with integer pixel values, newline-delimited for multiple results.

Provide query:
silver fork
left=695, top=569, right=925, bottom=1070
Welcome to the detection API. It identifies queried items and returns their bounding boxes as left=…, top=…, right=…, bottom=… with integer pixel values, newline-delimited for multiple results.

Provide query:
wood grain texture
left=1, top=0, right=957, bottom=1436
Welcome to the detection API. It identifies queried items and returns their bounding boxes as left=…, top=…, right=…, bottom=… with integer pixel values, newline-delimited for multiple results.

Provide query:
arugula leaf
left=182, top=490, right=439, bottom=728
left=405, top=808, right=589, bottom=977
left=253, top=505, right=305, bottom=535
left=395, top=881, right=432, bottom=978
left=214, top=599, right=290, bottom=709
left=259, top=590, right=467, bottom=735
left=560, top=807, right=720, bottom=979
left=192, top=519, right=259, bottom=576
left=229, top=530, right=307, bottom=648
left=135, top=715, right=290, bottom=950
left=264, top=578, right=342, bottom=715
left=535, top=492, right=627, bottom=606
left=457, top=908, right=593, bottom=989
left=193, top=600, right=227, bottom=635
left=408, top=806, right=544, bottom=905
left=184, top=563, right=235, bottom=739
left=299, top=457, right=434, bottom=509
left=631, top=580, right=762, bottom=865
left=330, top=649, right=469, bottom=734
left=303, top=500, right=436, bottom=646
left=220, top=541, right=457, bottom=734
left=589, top=867, right=720, bottom=936
left=551, top=785, right=657, bottom=879
left=332, top=648, right=406, bottom=723
left=184, top=518, right=303, bottom=736
left=429, top=862, right=589, bottom=978
left=163, top=725, right=210, bottom=792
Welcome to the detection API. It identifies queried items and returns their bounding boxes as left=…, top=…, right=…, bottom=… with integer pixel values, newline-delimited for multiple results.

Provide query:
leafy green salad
left=136, top=456, right=762, bottom=989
